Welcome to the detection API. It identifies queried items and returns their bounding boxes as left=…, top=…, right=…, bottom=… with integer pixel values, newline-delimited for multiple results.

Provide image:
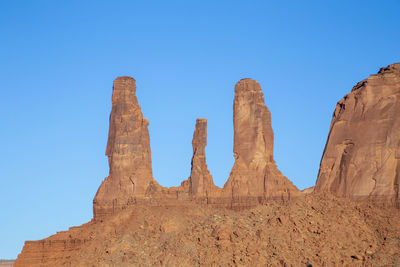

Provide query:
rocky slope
left=315, top=63, right=400, bottom=205
left=15, top=195, right=400, bottom=266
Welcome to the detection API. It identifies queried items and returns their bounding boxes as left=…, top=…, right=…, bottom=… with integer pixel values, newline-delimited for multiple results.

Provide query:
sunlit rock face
left=185, top=119, right=219, bottom=197
left=13, top=77, right=306, bottom=267
left=315, top=63, right=400, bottom=204
left=14, top=65, right=400, bottom=267
left=93, top=76, right=161, bottom=220
left=93, top=77, right=299, bottom=216
left=221, top=79, right=300, bottom=208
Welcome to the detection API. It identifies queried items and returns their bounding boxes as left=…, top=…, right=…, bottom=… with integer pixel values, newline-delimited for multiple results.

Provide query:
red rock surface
left=15, top=69, right=400, bottom=266
left=302, top=186, right=315, bottom=194
left=93, top=76, right=161, bottom=220
left=315, top=63, right=400, bottom=205
left=15, top=224, right=91, bottom=267
left=93, top=77, right=299, bottom=220
left=180, top=79, right=301, bottom=206
left=221, top=79, right=300, bottom=208
left=15, top=195, right=400, bottom=266
left=0, top=260, right=15, bottom=267
left=181, top=119, right=218, bottom=198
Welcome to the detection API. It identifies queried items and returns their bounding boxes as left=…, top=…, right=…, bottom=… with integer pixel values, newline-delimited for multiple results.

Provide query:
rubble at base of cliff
left=15, top=195, right=400, bottom=266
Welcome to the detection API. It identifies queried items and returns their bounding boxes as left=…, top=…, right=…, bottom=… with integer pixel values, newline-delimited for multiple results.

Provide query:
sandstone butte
left=14, top=64, right=400, bottom=266
left=314, top=63, right=400, bottom=206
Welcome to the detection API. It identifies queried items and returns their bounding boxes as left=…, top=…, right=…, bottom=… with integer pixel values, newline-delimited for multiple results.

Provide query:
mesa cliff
left=315, top=63, right=400, bottom=205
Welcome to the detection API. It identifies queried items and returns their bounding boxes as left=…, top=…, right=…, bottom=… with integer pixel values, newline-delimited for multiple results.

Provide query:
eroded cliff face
left=222, top=79, right=300, bottom=207
left=15, top=223, right=92, bottom=267
left=93, top=76, right=161, bottom=220
left=315, top=63, right=400, bottom=204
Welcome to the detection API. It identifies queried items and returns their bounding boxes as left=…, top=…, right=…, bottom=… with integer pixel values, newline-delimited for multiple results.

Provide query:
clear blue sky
left=1, top=0, right=399, bottom=259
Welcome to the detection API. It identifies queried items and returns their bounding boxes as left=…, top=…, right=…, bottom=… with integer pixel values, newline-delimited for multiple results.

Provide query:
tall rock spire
left=187, top=119, right=217, bottom=197
left=93, top=76, right=160, bottom=220
left=315, top=63, right=400, bottom=204
left=222, top=79, right=299, bottom=207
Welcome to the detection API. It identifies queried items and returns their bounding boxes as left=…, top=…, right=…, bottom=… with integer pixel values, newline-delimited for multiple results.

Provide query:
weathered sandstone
left=93, top=76, right=299, bottom=215
left=15, top=65, right=400, bottom=266
left=181, top=119, right=218, bottom=198
left=0, top=260, right=15, bottom=267
left=93, top=76, right=161, bottom=220
left=302, top=186, right=315, bottom=194
left=16, top=76, right=304, bottom=266
left=315, top=63, right=400, bottom=205
left=15, top=196, right=400, bottom=266
left=221, top=79, right=300, bottom=208
left=15, top=224, right=91, bottom=266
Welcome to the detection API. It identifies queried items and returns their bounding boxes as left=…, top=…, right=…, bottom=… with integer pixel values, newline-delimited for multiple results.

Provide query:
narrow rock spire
left=187, top=119, right=217, bottom=197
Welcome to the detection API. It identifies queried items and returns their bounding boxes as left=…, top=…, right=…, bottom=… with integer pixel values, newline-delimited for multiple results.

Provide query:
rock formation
left=315, top=63, right=400, bottom=204
left=94, top=76, right=299, bottom=215
left=14, top=65, right=400, bottom=266
left=15, top=223, right=90, bottom=267
left=221, top=79, right=300, bottom=207
left=15, top=196, right=400, bottom=266
left=15, top=75, right=303, bottom=266
left=182, top=119, right=218, bottom=198
left=93, top=76, right=161, bottom=220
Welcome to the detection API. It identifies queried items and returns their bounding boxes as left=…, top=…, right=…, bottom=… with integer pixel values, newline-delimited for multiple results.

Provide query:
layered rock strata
left=15, top=223, right=91, bottom=267
left=220, top=79, right=300, bottom=208
left=315, top=63, right=400, bottom=204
